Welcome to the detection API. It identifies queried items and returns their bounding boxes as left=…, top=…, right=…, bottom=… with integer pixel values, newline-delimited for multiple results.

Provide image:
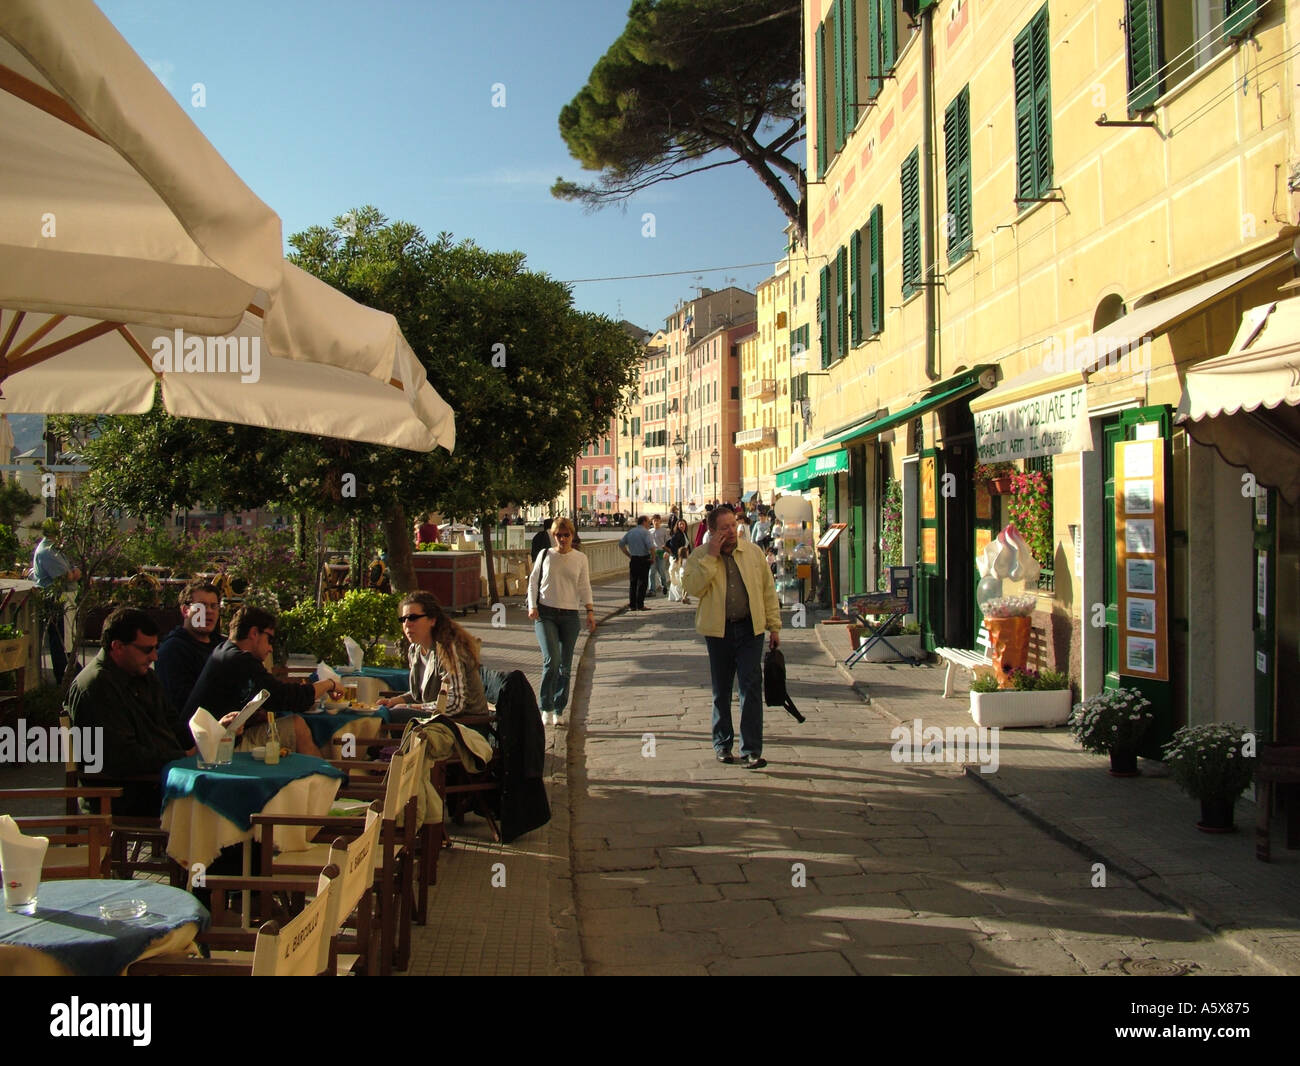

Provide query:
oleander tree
left=553, top=0, right=805, bottom=234
left=56, top=208, right=642, bottom=600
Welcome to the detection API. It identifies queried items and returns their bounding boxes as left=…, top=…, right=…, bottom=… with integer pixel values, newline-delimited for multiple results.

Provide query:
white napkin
left=317, top=662, right=343, bottom=685
left=343, top=637, right=364, bottom=671
left=189, top=707, right=223, bottom=764
left=0, top=814, right=49, bottom=883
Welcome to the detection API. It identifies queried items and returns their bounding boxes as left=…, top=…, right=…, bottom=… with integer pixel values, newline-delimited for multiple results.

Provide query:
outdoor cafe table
left=324, top=664, right=411, bottom=692
left=0, top=879, right=208, bottom=976
left=302, top=706, right=392, bottom=751
left=160, top=753, right=346, bottom=870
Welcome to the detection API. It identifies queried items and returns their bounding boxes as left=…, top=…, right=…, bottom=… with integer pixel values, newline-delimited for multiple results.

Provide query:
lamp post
left=632, top=477, right=639, bottom=521
left=710, top=446, right=719, bottom=505
left=672, top=433, right=686, bottom=519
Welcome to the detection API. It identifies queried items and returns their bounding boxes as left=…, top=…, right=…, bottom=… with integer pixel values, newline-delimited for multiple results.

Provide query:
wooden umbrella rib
left=4, top=320, right=120, bottom=374
left=117, top=325, right=156, bottom=372
left=0, top=310, right=25, bottom=361
left=7, top=313, right=65, bottom=359
left=0, top=64, right=102, bottom=141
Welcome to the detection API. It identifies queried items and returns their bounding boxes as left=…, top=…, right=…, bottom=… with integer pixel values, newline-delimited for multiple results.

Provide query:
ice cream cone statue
left=976, top=524, right=1040, bottom=688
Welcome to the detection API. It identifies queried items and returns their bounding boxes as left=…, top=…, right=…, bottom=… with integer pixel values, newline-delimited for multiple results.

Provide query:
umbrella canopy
left=0, top=0, right=453, bottom=452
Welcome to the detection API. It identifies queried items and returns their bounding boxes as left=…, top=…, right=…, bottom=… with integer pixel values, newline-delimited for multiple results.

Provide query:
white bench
left=934, top=626, right=996, bottom=698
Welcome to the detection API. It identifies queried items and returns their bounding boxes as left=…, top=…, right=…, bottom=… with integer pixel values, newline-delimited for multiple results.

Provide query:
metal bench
left=934, top=626, right=996, bottom=698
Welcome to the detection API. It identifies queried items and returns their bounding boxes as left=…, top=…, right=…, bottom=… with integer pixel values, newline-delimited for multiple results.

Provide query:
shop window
left=1016, top=455, right=1055, bottom=593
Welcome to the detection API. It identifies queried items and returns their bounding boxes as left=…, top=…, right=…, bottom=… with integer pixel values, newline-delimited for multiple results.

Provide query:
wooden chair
left=0, top=786, right=119, bottom=879
left=252, top=736, right=424, bottom=975
left=129, top=865, right=341, bottom=976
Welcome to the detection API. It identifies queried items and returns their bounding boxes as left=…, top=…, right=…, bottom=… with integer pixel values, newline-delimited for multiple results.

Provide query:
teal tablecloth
left=162, top=753, right=345, bottom=830
left=0, top=879, right=209, bottom=976
left=303, top=706, right=391, bottom=747
left=320, top=664, right=410, bottom=692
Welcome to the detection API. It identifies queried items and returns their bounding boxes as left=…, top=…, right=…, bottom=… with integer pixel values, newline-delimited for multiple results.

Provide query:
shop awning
left=807, top=366, right=995, bottom=458
left=1177, top=297, right=1300, bottom=505
left=774, top=448, right=847, bottom=491
left=1083, top=253, right=1292, bottom=375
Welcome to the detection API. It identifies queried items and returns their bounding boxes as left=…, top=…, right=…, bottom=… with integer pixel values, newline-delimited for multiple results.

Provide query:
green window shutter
left=901, top=149, right=921, bottom=298
left=835, top=246, right=848, bottom=359
left=1013, top=22, right=1035, bottom=202
left=1031, top=7, right=1052, bottom=197
left=1125, top=0, right=1161, bottom=115
left=881, top=0, right=898, bottom=72
left=850, top=228, right=863, bottom=345
left=842, top=0, right=857, bottom=133
left=832, top=2, right=845, bottom=152
left=943, top=85, right=972, bottom=261
left=869, top=204, right=884, bottom=335
left=867, top=0, right=882, bottom=99
left=1224, top=0, right=1260, bottom=40
left=816, top=24, right=827, bottom=179
left=819, top=265, right=831, bottom=369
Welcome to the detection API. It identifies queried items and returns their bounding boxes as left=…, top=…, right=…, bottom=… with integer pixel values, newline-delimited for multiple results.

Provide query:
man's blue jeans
left=705, top=620, right=765, bottom=758
left=534, top=606, right=581, bottom=714
left=649, top=550, right=669, bottom=593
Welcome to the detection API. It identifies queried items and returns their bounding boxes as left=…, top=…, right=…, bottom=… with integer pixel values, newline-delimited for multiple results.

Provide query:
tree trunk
left=381, top=502, right=415, bottom=592
left=480, top=515, right=500, bottom=605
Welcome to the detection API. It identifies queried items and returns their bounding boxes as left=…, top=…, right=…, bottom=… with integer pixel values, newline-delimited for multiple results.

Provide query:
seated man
left=155, top=580, right=224, bottom=747
left=183, top=606, right=339, bottom=757
left=65, top=608, right=234, bottom=816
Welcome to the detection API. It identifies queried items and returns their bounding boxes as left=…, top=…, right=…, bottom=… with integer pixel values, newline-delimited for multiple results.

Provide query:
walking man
left=682, top=504, right=781, bottom=769
left=31, top=519, right=80, bottom=683
left=618, top=515, right=655, bottom=611
left=648, top=514, right=670, bottom=596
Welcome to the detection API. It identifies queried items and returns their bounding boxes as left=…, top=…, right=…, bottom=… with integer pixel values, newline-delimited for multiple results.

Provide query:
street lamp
left=672, top=433, right=687, bottom=518
left=710, top=446, right=719, bottom=505
left=632, top=477, right=639, bottom=521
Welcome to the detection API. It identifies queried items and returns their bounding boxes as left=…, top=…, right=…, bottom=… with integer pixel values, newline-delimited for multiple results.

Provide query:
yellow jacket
left=682, top=539, right=782, bottom=638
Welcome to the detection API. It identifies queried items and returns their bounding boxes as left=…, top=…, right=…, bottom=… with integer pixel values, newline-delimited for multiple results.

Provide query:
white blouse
left=528, top=548, right=594, bottom=612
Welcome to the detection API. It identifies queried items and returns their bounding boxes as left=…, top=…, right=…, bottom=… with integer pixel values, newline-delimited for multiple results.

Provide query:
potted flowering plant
left=975, top=462, right=1017, bottom=495
left=1068, top=687, right=1154, bottom=775
left=1161, top=723, right=1256, bottom=832
left=969, top=667, right=1072, bottom=728
left=1005, top=467, right=1053, bottom=570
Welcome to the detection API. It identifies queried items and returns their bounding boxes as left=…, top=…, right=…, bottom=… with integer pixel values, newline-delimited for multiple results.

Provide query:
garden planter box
left=970, top=688, right=1071, bottom=728
left=0, top=636, right=28, bottom=673
left=411, top=552, right=481, bottom=614
left=849, top=632, right=922, bottom=663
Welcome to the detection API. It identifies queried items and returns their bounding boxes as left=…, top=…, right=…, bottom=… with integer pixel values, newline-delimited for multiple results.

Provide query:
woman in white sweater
left=527, top=516, right=595, bottom=726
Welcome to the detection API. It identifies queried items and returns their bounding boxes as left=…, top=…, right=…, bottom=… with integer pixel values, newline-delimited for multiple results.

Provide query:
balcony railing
left=734, top=426, right=777, bottom=449
left=744, top=378, right=777, bottom=401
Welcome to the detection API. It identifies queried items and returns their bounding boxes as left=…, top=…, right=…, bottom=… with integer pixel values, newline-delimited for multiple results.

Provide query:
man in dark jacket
left=530, top=518, right=554, bottom=564
left=65, top=608, right=234, bottom=816
left=155, top=580, right=224, bottom=747
left=184, top=606, right=340, bottom=757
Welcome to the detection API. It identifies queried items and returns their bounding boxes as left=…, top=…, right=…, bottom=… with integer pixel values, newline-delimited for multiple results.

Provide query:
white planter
left=856, top=634, right=923, bottom=663
left=970, top=688, right=1071, bottom=728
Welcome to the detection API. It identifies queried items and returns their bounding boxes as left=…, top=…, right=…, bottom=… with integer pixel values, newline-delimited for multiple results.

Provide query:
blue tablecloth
left=319, top=664, right=410, bottom=692
left=0, top=879, right=209, bottom=977
left=162, top=753, right=345, bottom=831
left=303, top=706, right=391, bottom=747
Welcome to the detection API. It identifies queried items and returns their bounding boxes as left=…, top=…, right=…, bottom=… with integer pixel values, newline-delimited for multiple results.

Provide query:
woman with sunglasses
left=527, top=516, right=595, bottom=727
left=377, top=591, right=488, bottom=720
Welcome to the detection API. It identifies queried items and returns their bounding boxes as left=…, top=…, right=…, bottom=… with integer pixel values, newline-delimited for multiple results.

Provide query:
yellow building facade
left=803, top=0, right=1298, bottom=747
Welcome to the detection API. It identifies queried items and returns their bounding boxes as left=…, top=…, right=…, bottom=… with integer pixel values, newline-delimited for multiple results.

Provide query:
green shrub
left=277, top=591, right=404, bottom=666
left=970, top=673, right=1000, bottom=693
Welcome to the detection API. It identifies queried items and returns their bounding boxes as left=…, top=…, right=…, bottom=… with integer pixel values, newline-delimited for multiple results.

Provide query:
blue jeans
left=705, top=620, right=765, bottom=758
left=648, top=550, right=669, bottom=593
left=534, top=606, right=581, bottom=714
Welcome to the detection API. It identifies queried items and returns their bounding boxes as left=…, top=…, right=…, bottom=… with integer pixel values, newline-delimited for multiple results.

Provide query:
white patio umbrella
left=0, top=0, right=453, bottom=452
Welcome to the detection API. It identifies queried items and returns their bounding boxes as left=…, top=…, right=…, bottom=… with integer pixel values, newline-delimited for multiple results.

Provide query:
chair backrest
left=382, top=734, right=425, bottom=821
left=251, top=864, right=339, bottom=976
left=977, top=625, right=992, bottom=654
left=327, top=804, right=382, bottom=920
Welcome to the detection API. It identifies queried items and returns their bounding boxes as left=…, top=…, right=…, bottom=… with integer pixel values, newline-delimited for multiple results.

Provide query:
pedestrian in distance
left=527, top=517, right=595, bottom=727
left=666, top=519, right=692, bottom=604
left=30, top=518, right=80, bottom=683
left=682, top=504, right=781, bottom=769
left=531, top=517, right=555, bottom=565
left=648, top=514, right=670, bottom=596
left=618, top=515, right=655, bottom=611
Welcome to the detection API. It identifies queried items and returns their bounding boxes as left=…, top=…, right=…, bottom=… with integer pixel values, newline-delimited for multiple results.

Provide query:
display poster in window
left=975, top=481, right=992, bottom=521
left=1115, top=439, right=1167, bottom=680
left=922, top=526, right=938, bottom=565
left=1257, top=552, right=1268, bottom=619
left=921, top=456, right=936, bottom=520
left=974, top=527, right=992, bottom=559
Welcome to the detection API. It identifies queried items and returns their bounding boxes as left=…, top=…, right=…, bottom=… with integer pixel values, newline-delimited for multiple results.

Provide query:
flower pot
left=970, top=688, right=1071, bottom=728
left=987, top=476, right=1015, bottom=495
left=856, top=634, right=922, bottom=663
left=1197, top=795, right=1237, bottom=833
left=1108, top=746, right=1139, bottom=776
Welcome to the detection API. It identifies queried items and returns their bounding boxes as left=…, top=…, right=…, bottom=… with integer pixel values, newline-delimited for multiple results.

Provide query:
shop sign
left=975, top=385, right=1088, bottom=461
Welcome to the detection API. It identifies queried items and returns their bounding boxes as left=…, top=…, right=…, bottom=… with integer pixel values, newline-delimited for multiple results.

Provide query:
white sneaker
left=541, top=711, right=555, bottom=726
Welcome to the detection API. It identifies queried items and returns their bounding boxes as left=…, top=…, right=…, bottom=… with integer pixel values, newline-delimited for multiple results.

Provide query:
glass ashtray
left=99, top=899, right=148, bottom=921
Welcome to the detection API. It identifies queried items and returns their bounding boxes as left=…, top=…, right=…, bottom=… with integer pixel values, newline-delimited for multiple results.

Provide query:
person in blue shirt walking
left=31, top=519, right=80, bottom=683
left=618, top=516, right=656, bottom=611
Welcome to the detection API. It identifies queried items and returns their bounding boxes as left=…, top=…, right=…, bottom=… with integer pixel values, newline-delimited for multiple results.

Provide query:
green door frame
left=1253, top=489, right=1276, bottom=742
left=850, top=444, right=868, bottom=594
left=918, top=448, right=942, bottom=651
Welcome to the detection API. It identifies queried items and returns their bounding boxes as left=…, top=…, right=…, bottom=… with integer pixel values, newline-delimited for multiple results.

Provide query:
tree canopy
left=553, top=0, right=804, bottom=232
left=57, top=208, right=642, bottom=591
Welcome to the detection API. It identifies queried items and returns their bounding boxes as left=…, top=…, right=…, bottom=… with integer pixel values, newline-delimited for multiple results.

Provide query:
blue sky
left=97, top=0, right=795, bottom=334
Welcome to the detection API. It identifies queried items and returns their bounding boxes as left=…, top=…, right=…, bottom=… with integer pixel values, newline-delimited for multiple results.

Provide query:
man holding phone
left=682, top=504, right=781, bottom=769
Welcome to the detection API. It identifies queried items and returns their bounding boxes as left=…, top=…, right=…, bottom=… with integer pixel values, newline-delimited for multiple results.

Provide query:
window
left=943, top=85, right=973, bottom=262
left=901, top=148, right=922, bottom=297
left=1013, top=5, right=1052, bottom=205
left=731, top=386, right=740, bottom=399
left=836, top=246, right=848, bottom=359
left=865, top=0, right=899, bottom=101
left=582, top=468, right=590, bottom=485
left=604, top=439, right=611, bottom=455
left=819, top=265, right=831, bottom=368
left=1127, top=0, right=1262, bottom=113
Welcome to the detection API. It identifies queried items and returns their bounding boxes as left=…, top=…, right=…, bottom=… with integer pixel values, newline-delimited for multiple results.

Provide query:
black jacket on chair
left=481, top=667, right=550, bottom=843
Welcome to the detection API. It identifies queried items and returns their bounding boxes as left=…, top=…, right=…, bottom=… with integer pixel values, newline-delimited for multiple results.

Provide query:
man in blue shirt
left=618, top=516, right=656, bottom=611
left=31, top=519, right=80, bottom=682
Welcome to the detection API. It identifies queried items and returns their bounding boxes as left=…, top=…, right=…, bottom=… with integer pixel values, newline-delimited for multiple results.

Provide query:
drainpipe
left=920, top=5, right=940, bottom=382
